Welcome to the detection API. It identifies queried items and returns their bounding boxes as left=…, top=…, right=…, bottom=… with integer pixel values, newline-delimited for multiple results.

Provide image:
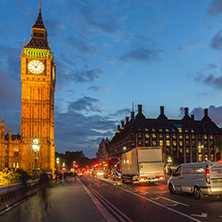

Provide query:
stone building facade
left=107, top=105, right=222, bottom=165
left=97, top=138, right=109, bottom=163
left=0, top=3, right=56, bottom=174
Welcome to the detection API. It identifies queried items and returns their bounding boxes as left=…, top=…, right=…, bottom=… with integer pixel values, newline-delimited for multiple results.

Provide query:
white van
left=167, top=161, right=222, bottom=199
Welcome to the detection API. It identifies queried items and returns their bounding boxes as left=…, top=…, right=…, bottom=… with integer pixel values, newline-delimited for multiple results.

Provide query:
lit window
left=152, top=133, right=156, bottom=138
left=179, top=141, right=183, bottom=146
left=159, top=140, right=163, bottom=146
left=14, top=146, right=19, bottom=152
left=166, top=140, right=170, bottom=146
left=153, top=141, right=156, bottom=146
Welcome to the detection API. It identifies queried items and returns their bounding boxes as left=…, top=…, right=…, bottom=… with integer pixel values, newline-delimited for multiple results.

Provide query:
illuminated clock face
left=28, top=60, right=44, bottom=74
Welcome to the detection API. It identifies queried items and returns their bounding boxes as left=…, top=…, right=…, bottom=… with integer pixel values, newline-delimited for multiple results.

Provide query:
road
left=80, top=175, right=222, bottom=222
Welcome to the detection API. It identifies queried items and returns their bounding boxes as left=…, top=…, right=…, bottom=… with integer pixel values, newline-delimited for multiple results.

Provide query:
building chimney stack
left=131, top=111, right=134, bottom=120
left=204, top=108, right=208, bottom=117
left=125, top=117, right=129, bottom=124
left=185, top=107, right=188, bottom=116
left=191, top=114, right=194, bottom=120
left=121, top=121, right=124, bottom=128
left=117, top=125, right=120, bottom=131
left=160, top=106, right=164, bottom=115
left=138, top=104, right=142, bottom=113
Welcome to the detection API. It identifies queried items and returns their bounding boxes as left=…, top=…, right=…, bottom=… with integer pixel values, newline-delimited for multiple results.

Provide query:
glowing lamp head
left=32, top=144, right=40, bottom=152
left=33, top=137, right=39, bottom=144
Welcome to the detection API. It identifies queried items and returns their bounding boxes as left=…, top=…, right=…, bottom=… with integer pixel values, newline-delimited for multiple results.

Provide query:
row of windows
left=139, top=133, right=214, bottom=140
left=139, top=140, right=213, bottom=147
left=139, top=128, right=218, bottom=133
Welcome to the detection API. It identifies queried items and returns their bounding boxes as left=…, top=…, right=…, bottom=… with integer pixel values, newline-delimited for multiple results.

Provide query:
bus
left=103, top=157, right=120, bottom=179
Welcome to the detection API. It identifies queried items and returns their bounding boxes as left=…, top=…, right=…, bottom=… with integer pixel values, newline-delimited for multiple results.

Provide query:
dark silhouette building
left=107, top=105, right=222, bottom=165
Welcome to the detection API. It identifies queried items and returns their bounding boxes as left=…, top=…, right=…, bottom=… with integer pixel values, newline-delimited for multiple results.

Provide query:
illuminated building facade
left=0, top=116, right=21, bottom=170
left=107, top=105, right=222, bottom=164
left=20, top=3, right=56, bottom=173
left=0, top=3, right=56, bottom=173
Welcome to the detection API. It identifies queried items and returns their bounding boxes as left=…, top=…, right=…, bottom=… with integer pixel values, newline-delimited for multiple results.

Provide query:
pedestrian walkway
left=0, top=178, right=116, bottom=222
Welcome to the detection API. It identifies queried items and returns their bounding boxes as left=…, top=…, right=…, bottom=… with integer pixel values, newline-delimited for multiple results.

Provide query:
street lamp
left=167, top=156, right=172, bottom=165
left=32, top=137, right=40, bottom=179
left=123, top=147, right=126, bottom=152
left=56, top=157, right=60, bottom=173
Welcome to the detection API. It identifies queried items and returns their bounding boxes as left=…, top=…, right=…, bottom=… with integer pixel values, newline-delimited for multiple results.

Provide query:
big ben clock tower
left=20, top=2, right=56, bottom=173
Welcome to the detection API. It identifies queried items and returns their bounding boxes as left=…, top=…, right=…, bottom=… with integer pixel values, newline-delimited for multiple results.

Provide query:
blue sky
left=1, top=0, right=222, bottom=158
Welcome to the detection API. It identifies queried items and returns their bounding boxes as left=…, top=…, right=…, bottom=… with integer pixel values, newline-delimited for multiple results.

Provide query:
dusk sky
left=1, top=0, right=222, bottom=158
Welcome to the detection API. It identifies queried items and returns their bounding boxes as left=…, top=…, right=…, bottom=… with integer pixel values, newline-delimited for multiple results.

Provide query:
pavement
left=0, top=178, right=117, bottom=222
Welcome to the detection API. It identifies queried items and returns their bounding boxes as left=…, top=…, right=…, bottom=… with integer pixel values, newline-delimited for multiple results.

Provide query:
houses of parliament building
left=0, top=3, right=56, bottom=174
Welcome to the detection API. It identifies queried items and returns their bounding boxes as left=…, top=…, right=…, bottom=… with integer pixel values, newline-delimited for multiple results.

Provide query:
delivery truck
left=121, top=147, right=165, bottom=183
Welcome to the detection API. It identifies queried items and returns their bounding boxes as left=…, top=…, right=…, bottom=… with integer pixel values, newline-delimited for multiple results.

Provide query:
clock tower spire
left=20, top=3, right=56, bottom=174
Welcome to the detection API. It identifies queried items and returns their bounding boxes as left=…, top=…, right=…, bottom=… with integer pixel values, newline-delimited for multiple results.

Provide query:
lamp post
left=32, top=137, right=40, bottom=179
left=56, top=157, right=60, bottom=173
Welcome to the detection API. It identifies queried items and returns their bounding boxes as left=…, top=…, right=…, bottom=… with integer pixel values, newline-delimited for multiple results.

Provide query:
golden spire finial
left=39, top=0, right=42, bottom=9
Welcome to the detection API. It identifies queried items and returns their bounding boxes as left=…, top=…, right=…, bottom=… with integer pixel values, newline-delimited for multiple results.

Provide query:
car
left=167, top=161, right=222, bottom=199
left=94, top=169, right=104, bottom=177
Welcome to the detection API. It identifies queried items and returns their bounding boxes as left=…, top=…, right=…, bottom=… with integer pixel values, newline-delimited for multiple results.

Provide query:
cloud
left=207, top=0, right=222, bottom=17
left=71, top=68, right=105, bottom=83
left=0, top=69, right=20, bottom=102
left=210, top=30, right=222, bottom=51
left=109, top=108, right=131, bottom=120
left=203, top=74, right=222, bottom=89
left=196, top=74, right=222, bottom=90
left=68, top=96, right=101, bottom=112
left=120, top=35, right=163, bottom=64
left=178, top=39, right=203, bottom=52
left=120, top=48, right=163, bottom=64
left=66, top=35, right=97, bottom=54
left=76, top=1, right=125, bottom=37
left=87, top=86, right=101, bottom=92
left=54, top=96, right=118, bottom=157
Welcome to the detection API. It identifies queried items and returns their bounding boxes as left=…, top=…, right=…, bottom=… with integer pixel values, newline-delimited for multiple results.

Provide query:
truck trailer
left=121, top=147, right=165, bottom=183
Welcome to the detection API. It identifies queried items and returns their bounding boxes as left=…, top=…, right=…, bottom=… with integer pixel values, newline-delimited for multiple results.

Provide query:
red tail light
left=159, top=176, right=164, bottom=180
left=205, top=164, right=210, bottom=184
left=140, top=177, right=145, bottom=181
left=218, top=160, right=222, bottom=163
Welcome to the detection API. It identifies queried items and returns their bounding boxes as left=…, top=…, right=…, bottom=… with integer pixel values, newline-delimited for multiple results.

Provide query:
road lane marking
left=81, top=180, right=118, bottom=222
left=154, top=191, right=168, bottom=193
left=158, top=196, right=189, bottom=207
left=117, top=186, right=202, bottom=222
left=150, top=197, right=159, bottom=200
left=190, top=213, right=207, bottom=218
left=165, top=204, right=178, bottom=207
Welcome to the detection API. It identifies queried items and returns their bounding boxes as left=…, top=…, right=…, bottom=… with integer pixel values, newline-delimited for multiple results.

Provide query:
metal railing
left=0, top=180, right=39, bottom=212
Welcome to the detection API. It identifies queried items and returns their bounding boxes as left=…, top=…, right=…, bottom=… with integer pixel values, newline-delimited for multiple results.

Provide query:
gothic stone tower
left=20, top=3, right=56, bottom=173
